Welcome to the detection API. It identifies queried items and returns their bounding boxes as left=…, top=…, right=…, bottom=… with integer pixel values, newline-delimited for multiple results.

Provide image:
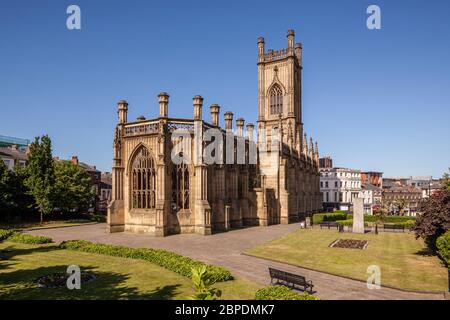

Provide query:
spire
left=303, top=133, right=308, bottom=156
left=309, top=137, right=314, bottom=161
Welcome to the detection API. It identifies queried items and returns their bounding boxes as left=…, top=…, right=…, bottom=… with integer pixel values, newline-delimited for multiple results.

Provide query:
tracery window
left=269, top=84, right=283, bottom=115
left=172, top=161, right=190, bottom=211
left=131, top=147, right=156, bottom=209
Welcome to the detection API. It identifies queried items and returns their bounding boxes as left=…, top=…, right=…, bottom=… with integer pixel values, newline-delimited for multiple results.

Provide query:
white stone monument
left=352, top=197, right=365, bottom=234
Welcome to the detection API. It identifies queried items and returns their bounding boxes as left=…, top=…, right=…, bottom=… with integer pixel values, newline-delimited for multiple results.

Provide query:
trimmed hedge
left=7, top=233, right=53, bottom=244
left=313, top=213, right=347, bottom=224
left=0, top=229, right=15, bottom=241
left=255, top=286, right=319, bottom=300
left=436, top=231, right=450, bottom=266
left=90, top=214, right=106, bottom=223
left=363, top=215, right=417, bottom=223
left=60, top=240, right=233, bottom=282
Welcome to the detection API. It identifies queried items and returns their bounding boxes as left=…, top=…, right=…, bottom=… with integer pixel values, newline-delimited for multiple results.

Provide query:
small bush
left=336, top=219, right=354, bottom=227
left=364, top=215, right=416, bottom=223
left=0, top=229, right=15, bottom=241
left=255, top=286, right=319, bottom=300
left=7, top=233, right=53, bottom=244
left=313, top=213, right=347, bottom=224
left=90, top=214, right=106, bottom=223
left=436, top=231, right=450, bottom=266
left=60, top=240, right=233, bottom=282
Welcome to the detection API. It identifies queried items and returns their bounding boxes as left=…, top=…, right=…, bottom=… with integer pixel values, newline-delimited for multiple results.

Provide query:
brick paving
left=27, top=223, right=445, bottom=300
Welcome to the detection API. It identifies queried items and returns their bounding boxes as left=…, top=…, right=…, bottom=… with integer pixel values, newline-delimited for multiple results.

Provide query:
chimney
left=224, top=111, right=233, bottom=130
left=193, top=95, right=203, bottom=120
left=246, top=123, right=254, bottom=141
left=71, top=155, right=79, bottom=166
left=158, top=92, right=169, bottom=118
left=210, top=104, right=220, bottom=127
left=236, top=118, right=245, bottom=137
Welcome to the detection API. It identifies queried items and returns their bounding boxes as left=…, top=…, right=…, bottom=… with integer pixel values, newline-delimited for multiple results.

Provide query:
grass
left=0, top=220, right=97, bottom=231
left=246, top=228, right=448, bottom=292
left=0, top=242, right=262, bottom=300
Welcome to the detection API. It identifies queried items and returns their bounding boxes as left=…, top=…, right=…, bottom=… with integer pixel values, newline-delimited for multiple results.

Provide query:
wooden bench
left=383, top=224, right=405, bottom=232
left=320, top=221, right=339, bottom=230
left=268, top=267, right=314, bottom=293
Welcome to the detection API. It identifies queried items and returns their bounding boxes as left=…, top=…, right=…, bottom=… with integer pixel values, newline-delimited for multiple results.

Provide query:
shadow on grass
left=0, top=264, right=184, bottom=300
left=415, top=247, right=435, bottom=257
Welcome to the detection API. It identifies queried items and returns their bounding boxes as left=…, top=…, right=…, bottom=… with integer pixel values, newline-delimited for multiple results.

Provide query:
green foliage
left=336, top=219, right=354, bottom=226
left=7, top=233, right=53, bottom=244
left=254, top=286, right=319, bottom=300
left=53, top=160, right=95, bottom=214
left=413, top=190, right=450, bottom=248
left=0, top=229, right=16, bottom=241
left=90, top=214, right=106, bottom=222
left=436, top=231, right=450, bottom=266
left=60, top=240, right=233, bottom=282
left=190, top=265, right=222, bottom=300
left=313, top=212, right=347, bottom=224
left=363, top=215, right=416, bottom=223
left=0, top=162, right=34, bottom=222
left=24, top=135, right=55, bottom=223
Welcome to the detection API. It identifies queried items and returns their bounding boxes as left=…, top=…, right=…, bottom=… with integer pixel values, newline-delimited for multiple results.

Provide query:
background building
left=320, top=167, right=362, bottom=211
left=99, top=172, right=112, bottom=213
left=0, top=145, right=28, bottom=170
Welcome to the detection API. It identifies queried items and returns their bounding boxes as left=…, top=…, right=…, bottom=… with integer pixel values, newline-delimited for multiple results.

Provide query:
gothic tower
left=257, top=29, right=303, bottom=152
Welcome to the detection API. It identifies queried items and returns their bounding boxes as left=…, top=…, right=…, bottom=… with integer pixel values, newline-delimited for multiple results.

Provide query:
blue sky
left=1, top=0, right=449, bottom=177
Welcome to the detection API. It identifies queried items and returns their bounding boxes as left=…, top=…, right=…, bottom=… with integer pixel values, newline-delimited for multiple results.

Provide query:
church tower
left=257, top=30, right=303, bottom=151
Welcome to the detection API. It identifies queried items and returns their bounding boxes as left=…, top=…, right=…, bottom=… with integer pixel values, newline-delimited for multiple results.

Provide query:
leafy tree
left=442, top=169, right=450, bottom=190
left=0, top=160, right=15, bottom=220
left=53, top=160, right=95, bottom=214
left=413, top=189, right=450, bottom=249
left=24, top=135, right=55, bottom=224
left=190, top=265, right=222, bottom=300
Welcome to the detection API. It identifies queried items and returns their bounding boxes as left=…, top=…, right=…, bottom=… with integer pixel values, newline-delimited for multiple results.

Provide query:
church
left=107, top=30, right=322, bottom=236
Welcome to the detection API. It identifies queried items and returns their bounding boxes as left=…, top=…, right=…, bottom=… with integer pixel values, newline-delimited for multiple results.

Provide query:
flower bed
left=330, top=239, right=368, bottom=249
left=36, top=272, right=97, bottom=288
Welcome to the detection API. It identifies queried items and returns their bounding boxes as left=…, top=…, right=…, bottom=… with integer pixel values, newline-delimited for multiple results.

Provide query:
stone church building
left=108, top=30, right=322, bottom=236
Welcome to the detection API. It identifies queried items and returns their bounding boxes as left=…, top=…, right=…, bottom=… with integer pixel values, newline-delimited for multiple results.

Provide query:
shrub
left=191, top=265, right=222, bottom=300
left=60, top=240, right=233, bottom=282
left=254, top=286, right=319, bottom=300
left=7, top=233, right=53, bottom=244
left=336, top=219, right=354, bottom=227
left=0, top=229, right=15, bottom=241
left=436, top=231, right=450, bottom=266
left=90, top=214, right=106, bottom=223
left=363, top=215, right=417, bottom=224
left=313, top=213, right=347, bottom=224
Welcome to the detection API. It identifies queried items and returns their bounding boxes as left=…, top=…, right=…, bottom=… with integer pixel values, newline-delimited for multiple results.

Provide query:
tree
left=413, top=189, right=450, bottom=249
left=53, top=160, right=95, bottom=214
left=0, top=160, right=15, bottom=220
left=442, top=169, right=450, bottom=190
left=24, top=135, right=55, bottom=224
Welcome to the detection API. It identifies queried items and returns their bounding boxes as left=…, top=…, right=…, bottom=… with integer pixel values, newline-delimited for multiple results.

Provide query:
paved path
left=27, top=223, right=445, bottom=300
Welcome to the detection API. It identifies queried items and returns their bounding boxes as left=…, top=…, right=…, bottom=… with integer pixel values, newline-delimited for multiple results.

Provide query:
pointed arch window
left=172, top=160, right=190, bottom=211
left=269, top=84, right=283, bottom=115
left=131, top=147, right=156, bottom=209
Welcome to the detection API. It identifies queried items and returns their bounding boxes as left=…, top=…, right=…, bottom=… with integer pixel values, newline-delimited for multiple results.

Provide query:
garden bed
left=329, top=239, right=368, bottom=249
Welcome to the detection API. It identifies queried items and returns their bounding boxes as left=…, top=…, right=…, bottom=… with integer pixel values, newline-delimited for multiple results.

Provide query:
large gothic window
left=269, top=84, right=283, bottom=115
left=172, top=161, right=189, bottom=211
left=131, top=147, right=156, bottom=209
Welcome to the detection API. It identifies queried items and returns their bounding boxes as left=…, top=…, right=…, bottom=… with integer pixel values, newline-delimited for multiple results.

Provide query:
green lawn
left=0, top=242, right=262, bottom=300
left=246, top=228, right=448, bottom=292
left=0, top=220, right=97, bottom=231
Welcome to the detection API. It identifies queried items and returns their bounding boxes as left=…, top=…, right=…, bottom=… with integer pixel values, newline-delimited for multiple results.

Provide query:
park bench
left=268, top=267, right=314, bottom=293
left=319, top=221, right=339, bottom=230
left=383, top=224, right=405, bottom=232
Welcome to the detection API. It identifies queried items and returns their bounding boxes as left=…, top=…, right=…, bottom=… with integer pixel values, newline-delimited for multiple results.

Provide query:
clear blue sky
left=1, top=0, right=449, bottom=177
